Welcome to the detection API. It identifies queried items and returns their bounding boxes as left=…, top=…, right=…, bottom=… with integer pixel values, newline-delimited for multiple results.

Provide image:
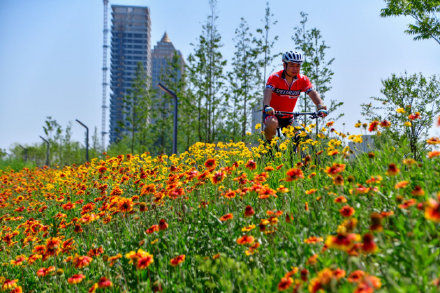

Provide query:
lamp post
left=39, top=136, right=50, bottom=167
left=75, top=119, right=89, bottom=162
left=158, top=82, right=178, bottom=154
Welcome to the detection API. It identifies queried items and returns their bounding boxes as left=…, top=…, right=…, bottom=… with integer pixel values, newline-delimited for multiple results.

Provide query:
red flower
left=245, top=160, right=257, bottom=170
left=325, top=163, right=346, bottom=176
left=219, top=213, right=233, bottom=221
left=244, top=205, right=255, bottom=217
left=425, top=195, right=440, bottom=222
left=368, top=121, right=379, bottom=132
left=204, top=158, right=216, bottom=170
left=146, top=224, right=159, bottom=234
left=170, top=254, right=186, bottom=266
left=277, top=277, right=293, bottom=291
left=137, top=255, right=154, bottom=269
left=380, top=120, right=391, bottom=127
left=285, top=168, right=304, bottom=181
left=68, top=274, right=86, bottom=284
left=211, top=172, right=225, bottom=184
left=340, top=205, right=355, bottom=217
left=361, top=233, right=377, bottom=253
left=73, top=255, right=93, bottom=269
left=97, top=277, right=112, bottom=288
left=408, top=112, right=420, bottom=120
left=236, top=235, right=255, bottom=245
left=159, top=219, right=168, bottom=230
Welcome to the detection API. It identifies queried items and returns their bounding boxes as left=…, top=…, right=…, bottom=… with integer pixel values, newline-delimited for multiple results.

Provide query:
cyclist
left=263, top=51, right=328, bottom=142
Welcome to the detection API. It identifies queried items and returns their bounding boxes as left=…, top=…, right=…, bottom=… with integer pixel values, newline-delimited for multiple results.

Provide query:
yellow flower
left=255, top=123, right=261, bottom=130
left=242, top=225, right=256, bottom=232
left=396, top=108, right=405, bottom=114
left=404, top=121, right=412, bottom=127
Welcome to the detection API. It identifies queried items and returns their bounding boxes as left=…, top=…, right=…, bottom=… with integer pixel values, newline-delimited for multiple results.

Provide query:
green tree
left=361, top=72, right=440, bottom=159
left=187, top=0, right=226, bottom=143
left=292, top=12, right=343, bottom=125
left=228, top=18, right=261, bottom=138
left=119, top=62, right=154, bottom=154
left=381, top=0, right=440, bottom=45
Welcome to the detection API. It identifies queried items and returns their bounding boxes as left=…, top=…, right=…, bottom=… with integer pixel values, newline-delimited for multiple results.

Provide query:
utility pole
left=158, top=82, right=178, bottom=154
left=76, top=119, right=89, bottom=162
left=39, top=136, right=50, bottom=167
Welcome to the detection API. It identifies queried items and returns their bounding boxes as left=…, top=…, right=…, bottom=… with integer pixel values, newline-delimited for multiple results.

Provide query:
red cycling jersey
left=266, top=70, right=314, bottom=113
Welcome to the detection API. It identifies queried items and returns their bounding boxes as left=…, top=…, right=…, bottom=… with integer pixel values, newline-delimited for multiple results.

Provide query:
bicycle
left=268, top=111, right=325, bottom=167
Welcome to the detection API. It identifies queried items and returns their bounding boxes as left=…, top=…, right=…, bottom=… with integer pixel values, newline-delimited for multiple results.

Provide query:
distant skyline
left=0, top=0, right=439, bottom=151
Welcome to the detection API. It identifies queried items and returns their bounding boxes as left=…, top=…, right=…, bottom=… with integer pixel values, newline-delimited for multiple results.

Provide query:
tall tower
left=151, top=32, right=184, bottom=91
left=101, top=0, right=109, bottom=149
left=109, top=5, right=151, bottom=144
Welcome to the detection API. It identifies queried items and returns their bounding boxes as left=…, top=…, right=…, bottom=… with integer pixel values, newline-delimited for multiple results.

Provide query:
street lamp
left=39, top=136, right=50, bottom=167
left=75, top=119, right=89, bottom=162
left=157, top=82, right=178, bottom=154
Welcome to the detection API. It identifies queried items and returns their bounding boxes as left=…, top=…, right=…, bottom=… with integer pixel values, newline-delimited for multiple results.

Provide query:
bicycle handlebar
left=274, top=111, right=322, bottom=119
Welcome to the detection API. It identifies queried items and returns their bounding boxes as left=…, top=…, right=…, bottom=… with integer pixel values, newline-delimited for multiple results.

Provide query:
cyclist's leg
left=263, top=113, right=279, bottom=142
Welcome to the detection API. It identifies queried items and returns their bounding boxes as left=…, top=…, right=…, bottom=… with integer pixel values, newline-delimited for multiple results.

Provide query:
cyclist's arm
left=263, top=88, right=273, bottom=107
left=307, top=90, right=326, bottom=110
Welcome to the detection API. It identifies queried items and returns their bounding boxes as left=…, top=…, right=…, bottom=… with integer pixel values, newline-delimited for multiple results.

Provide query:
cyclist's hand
left=317, top=109, right=328, bottom=118
left=264, top=106, right=275, bottom=116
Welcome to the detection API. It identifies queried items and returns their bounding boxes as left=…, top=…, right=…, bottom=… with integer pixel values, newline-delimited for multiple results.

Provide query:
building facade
left=109, top=5, right=151, bottom=143
left=151, top=32, right=184, bottom=91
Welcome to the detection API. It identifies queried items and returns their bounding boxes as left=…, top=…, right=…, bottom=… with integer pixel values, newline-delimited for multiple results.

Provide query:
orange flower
left=73, top=255, right=93, bottom=269
left=304, top=236, right=323, bottom=244
left=425, top=196, right=440, bottom=222
left=348, top=270, right=365, bottom=283
left=159, top=219, right=168, bottom=230
left=408, top=112, right=420, bottom=120
left=97, top=277, right=112, bottom=288
left=170, top=254, right=186, bottom=266
left=334, top=196, right=347, bottom=203
left=325, top=163, right=346, bottom=176
left=398, top=198, right=417, bottom=209
left=325, top=233, right=361, bottom=252
left=68, top=274, right=86, bottom=284
left=428, top=151, right=440, bottom=158
left=204, top=158, right=216, bottom=170
left=2, top=279, right=18, bottom=291
left=368, top=120, right=379, bottom=132
left=219, top=213, right=233, bottom=222
left=395, top=181, right=409, bottom=189
left=380, top=120, right=391, bottom=127
left=306, top=189, right=317, bottom=195
left=224, top=189, right=236, bottom=199
left=386, top=163, right=400, bottom=176
left=36, top=266, right=55, bottom=277
left=340, top=205, right=355, bottom=217
left=437, top=115, right=440, bottom=126
left=244, top=205, right=255, bottom=217
left=245, top=160, right=257, bottom=170
left=277, top=277, right=293, bottom=291
left=62, top=202, right=75, bottom=210
left=285, top=168, right=304, bottom=181
left=411, top=185, right=424, bottom=196
left=264, top=166, right=275, bottom=172
left=146, top=224, right=159, bottom=234
left=427, top=137, right=440, bottom=144
left=118, top=197, right=133, bottom=213
left=137, top=255, right=154, bottom=269
left=236, top=235, right=255, bottom=245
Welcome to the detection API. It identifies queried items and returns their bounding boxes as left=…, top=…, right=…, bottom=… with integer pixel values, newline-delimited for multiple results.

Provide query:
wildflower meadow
left=1, top=117, right=440, bottom=293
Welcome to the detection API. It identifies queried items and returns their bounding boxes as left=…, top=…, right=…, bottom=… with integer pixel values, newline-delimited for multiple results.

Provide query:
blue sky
left=0, top=0, right=439, bottom=151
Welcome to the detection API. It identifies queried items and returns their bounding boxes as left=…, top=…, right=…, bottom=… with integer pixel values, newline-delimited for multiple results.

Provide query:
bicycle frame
left=273, top=111, right=322, bottom=138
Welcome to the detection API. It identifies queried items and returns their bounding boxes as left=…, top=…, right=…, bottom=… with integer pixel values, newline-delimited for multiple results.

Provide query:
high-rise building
left=109, top=5, right=151, bottom=143
left=151, top=32, right=184, bottom=91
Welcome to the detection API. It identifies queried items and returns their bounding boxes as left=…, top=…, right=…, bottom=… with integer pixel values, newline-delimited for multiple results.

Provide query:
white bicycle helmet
left=282, top=51, right=304, bottom=64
